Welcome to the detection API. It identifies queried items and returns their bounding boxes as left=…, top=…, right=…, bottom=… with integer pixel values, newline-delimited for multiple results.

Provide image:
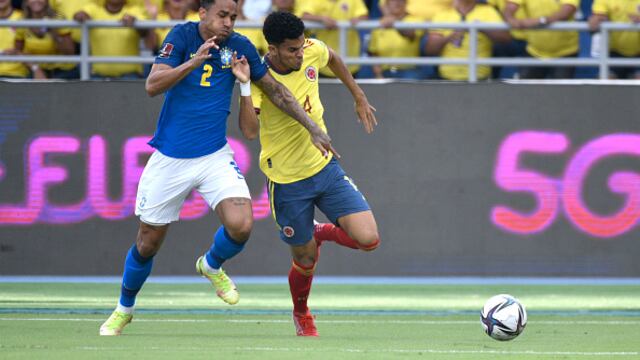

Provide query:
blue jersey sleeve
left=155, top=24, right=187, bottom=68
left=240, top=37, right=268, bottom=81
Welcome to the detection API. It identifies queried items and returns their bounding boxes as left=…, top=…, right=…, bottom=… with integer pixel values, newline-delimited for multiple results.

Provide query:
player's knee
left=225, top=217, right=253, bottom=243
left=356, top=231, right=380, bottom=252
left=292, top=254, right=317, bottom=275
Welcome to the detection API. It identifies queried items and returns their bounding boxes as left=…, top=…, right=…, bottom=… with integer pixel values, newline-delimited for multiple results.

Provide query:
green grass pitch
left=1, top=282, right=639, bottom=359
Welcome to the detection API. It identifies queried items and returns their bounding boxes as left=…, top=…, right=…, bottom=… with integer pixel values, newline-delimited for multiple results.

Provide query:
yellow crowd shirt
left=379, top=0, right=453, bottom=21
left=298, top=0, right=368, bottom=76
left=432, top=5, right=503, bottom=80
left=0, top=10, right=28, bottom=77
left=94, top=0, right=163, bottom=15
left=510, top=0, right=579, bottom=58
left=487, top=0, right=526, bottom=40
left=592, top=0, right=640, bottom=56
left=50, top=0, right=99, bottom=42
left=14, top=16, right=76, bottom=71
left=154, top=11, right=200, bottom=47
left=81, top=3, right=148, bottom=76
left=251, top=38, right=332, bottom=184
left=235, top=27, right=269, bottom=55
left=368, top=15, right=423, bottom=70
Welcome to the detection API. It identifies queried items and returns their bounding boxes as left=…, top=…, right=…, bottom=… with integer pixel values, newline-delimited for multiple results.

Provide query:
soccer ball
left=480, top=294, right=527, bottom=341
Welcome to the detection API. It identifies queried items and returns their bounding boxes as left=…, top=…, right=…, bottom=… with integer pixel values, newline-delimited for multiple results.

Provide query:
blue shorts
left=267, top=158, right=370, bottom=246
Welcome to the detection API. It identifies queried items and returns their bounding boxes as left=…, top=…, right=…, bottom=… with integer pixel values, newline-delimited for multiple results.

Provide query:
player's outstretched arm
left=232, top=52, right=259, bottom=140
left=255, top=72, right=340, bottom=158
left=326, top=48, right=378, bottom=134
left=145, top=36, right=219, bottom=97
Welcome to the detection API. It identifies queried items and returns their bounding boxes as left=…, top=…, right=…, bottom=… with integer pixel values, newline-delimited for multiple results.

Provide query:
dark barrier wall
left=0, top=82, right=638, bottom=276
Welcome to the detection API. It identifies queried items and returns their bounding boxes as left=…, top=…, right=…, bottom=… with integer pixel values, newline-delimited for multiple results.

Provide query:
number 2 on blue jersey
left=200, top=64, right=213, bottom=87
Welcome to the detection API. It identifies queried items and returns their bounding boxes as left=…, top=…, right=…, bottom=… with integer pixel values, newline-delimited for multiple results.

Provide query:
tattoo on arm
left=256, top=75, right=317, bottom=131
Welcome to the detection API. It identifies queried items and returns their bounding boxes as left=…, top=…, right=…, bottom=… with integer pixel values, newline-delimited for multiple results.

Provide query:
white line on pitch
left=71, top=346, right=640, bottom=356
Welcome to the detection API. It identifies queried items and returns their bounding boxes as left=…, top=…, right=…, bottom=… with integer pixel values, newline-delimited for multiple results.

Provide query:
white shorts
left=135, top=144, right=251, bottom=225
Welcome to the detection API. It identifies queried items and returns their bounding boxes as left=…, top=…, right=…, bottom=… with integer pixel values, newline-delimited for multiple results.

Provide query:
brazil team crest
left=220, top=47, right=233, bottom=69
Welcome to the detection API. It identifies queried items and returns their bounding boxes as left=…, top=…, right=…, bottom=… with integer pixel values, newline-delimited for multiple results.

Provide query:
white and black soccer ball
left=480, top=294, right=527, bottom=341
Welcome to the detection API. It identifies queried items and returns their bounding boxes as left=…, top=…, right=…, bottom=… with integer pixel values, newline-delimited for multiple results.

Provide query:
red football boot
left=293, top=310, right=319, bottom=337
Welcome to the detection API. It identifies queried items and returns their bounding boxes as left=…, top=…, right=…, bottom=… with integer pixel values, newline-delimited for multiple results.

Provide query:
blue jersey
left=150, top=22, right=268, bottom=158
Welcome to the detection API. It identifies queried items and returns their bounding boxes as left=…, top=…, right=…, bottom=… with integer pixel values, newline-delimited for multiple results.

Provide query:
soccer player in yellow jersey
left=589, top=0, right=640, bottom=79
left=0, top=0, right=28, bottom=78
left=236, top=11, right=380, bottom=336
left=504, top=0, right=579, bottom=79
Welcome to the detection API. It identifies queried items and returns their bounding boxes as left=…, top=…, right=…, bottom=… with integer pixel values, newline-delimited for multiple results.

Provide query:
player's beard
left=290, top=59, right=303, bottom=71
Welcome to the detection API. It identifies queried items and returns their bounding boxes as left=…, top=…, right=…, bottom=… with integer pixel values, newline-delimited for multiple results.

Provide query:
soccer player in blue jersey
left=237, top=12, right=380, bottom=336
left=100, top=0, right=337, bottom=336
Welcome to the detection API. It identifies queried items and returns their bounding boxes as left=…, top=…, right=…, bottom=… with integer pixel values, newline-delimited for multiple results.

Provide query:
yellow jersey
left=50, top=0, right=99, bottom=42
left=94, top=0, right=163, bottom=16
left=235, top=27, right=269, bottom=55
left=251, top=38, right=332, bottom=184
left=379, top=0, right=453, bottom=21
left=0, top=10, right=28, bottom=78
left=81, top=3, right=148, bottom=76
left=592, top=0, right=640, bottom=56
left=368, top=15, right=423, bottom=70
left=154, top=11, right=200, bottom=47
left=487, top=0, right=527, bottom=40
left=510, top=0, right=579, bottom=58
left=297, top=0, right=368, bottom=76
left=14, top=16, right=76, bottom=71
left=432, top=4, right=503, bottom=80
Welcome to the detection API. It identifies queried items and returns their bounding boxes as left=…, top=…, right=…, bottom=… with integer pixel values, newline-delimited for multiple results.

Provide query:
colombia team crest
left=305, top=66, right=317, bottom=82
left=220, top=47, right=233, bottom=69
left=283, top=226, right=295, bottom=238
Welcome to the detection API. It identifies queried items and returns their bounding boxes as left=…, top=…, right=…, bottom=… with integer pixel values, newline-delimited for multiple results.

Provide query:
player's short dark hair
left=263, top=11, right=305, bottom=45
left=200, top=0, right=238, bottom=10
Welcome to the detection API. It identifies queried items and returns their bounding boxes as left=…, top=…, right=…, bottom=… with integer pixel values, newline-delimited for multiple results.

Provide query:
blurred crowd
left=0, top=0, right=638, bottom=80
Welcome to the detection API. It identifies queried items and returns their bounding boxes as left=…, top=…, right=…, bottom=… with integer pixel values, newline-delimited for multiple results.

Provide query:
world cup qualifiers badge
left=221, top=47, right=233, bottom=69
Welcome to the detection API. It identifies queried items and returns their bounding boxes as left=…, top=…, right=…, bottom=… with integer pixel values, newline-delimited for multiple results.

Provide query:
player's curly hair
left=263, top=11, right=305, bottom=45
left=200, top=0, right=238, bottom=9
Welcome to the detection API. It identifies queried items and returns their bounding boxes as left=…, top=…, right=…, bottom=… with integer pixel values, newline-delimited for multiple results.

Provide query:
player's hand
left=231, top=51, right=250, bottom=84
left=630, top=14, right=640, bottom=23
left=73, top=11, right=91, bottom=22
left=122, top=14, right=136, bottom=27
left=310, top=128, right=340, bottom=159
left=379, top=15, right=395, bottom=28
left=190, top=36, right=219, bottom=69
left=520, top=17, right=544, bottom=28
left=322, top=16, right=338, bottom=29
left=144, top=2, right=159, bottom=20
left=448, top=30, right=465, bottom=44
left=354, top=96, right=377, bottom=134
left=506, top=18, right=521, bottom=29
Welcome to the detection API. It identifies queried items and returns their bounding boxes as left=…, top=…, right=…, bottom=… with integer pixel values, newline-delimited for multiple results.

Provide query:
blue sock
left=119, top=245, right=154, bottom=307
left=205, top=226, right=246, bottom=269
